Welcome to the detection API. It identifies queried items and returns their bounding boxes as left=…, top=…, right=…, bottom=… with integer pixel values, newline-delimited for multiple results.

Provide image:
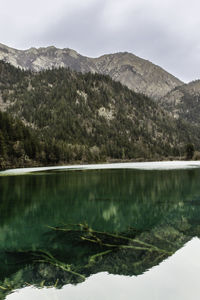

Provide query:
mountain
left=160, top=80, right=200, bottom=125
left=92, top=52, right=183, bottom=100
left=0, top=60, right=198, bottom=169
left=0, top=43, right=183, bottom=100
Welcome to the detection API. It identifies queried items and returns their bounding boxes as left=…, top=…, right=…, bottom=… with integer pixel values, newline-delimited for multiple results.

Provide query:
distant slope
left=0, top=43, right=183, bottom=100
left=92, top=52, right=183, bottom=100
left=0, top=61, right=198, bottom=164
left=160, top=80, right=200, bottom=125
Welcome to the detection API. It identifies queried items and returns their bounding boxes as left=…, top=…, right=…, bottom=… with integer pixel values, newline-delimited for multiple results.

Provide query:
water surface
left=1, top=168, right=200, bottom=299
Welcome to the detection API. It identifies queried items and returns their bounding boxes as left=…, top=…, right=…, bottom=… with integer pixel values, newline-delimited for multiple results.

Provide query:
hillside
left=92, top=52, right=183, bottom=100
left=0, top=43, right=183, bottom=100
left=0, top=61, right=198, bottom=168
left=160, top=80, right=200, bottom=125
left=0, top=110, right=46, bottom=169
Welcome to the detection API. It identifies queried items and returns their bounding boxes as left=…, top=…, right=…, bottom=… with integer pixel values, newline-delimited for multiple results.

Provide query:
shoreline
left=1, top=160, right=200, bottom=176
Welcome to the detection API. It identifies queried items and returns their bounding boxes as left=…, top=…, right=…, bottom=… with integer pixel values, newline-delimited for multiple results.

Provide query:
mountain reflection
left=1, top=168, right=200, bottom=298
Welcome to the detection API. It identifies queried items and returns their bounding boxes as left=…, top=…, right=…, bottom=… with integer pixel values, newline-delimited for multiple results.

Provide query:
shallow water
left=1, top=168, right=200, bottom=299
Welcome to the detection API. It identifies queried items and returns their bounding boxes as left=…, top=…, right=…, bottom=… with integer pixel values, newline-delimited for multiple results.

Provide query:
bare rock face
left=0, top=43, right=183, bottom=100
left=92, top=52, right=183, bottom=100
left=0, top=43, right=96, bottom=73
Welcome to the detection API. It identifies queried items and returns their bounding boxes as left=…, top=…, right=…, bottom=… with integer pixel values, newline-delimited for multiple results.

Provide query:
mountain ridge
left=0, top=43, right=183, bottom=100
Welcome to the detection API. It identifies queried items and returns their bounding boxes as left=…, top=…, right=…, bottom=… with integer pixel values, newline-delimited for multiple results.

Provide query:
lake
left=1, top=163, right=200, bottom=299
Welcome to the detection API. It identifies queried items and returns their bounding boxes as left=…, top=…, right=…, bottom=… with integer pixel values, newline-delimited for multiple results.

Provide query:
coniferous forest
left=0, top=61, right=199, bottom=169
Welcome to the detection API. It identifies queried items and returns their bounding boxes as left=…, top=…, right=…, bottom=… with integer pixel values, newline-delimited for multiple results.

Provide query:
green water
left=1, top=168, right=200, bottom=298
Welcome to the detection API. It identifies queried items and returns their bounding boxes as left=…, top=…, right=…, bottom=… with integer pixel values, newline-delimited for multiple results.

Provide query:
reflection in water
left=6, top=238, right=200, bottom=300
left=0, top=168, right=200, bottom=298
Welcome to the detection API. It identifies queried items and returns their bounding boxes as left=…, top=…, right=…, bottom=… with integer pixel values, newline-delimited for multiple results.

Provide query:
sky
left=1, top=0, right=200, bottom=82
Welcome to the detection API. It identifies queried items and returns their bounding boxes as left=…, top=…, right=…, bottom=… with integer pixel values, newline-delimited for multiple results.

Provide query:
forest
left=0, top=61, right=199, bottom=169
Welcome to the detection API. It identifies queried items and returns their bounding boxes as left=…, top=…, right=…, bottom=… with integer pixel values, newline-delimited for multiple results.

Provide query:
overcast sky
left=1, top=0, right=200, bottom=82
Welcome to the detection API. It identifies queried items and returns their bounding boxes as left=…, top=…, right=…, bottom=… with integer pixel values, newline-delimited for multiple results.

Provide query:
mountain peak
left=0, top=43, right=183, bottom=100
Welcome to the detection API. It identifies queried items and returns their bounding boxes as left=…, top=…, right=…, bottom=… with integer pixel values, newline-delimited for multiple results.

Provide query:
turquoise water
left=1, top=168, right=200, bottom=299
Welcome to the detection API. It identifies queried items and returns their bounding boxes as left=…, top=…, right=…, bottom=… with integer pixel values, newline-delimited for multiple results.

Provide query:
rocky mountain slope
left=160, top=80, right=200, bottom=125
left=0, top=61, right=199, bottom=166
left=0, top=43, right=183, bottom=100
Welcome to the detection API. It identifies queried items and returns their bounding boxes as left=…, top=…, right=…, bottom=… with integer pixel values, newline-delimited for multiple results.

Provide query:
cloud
left=1, top=0, right=200, bottom=81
